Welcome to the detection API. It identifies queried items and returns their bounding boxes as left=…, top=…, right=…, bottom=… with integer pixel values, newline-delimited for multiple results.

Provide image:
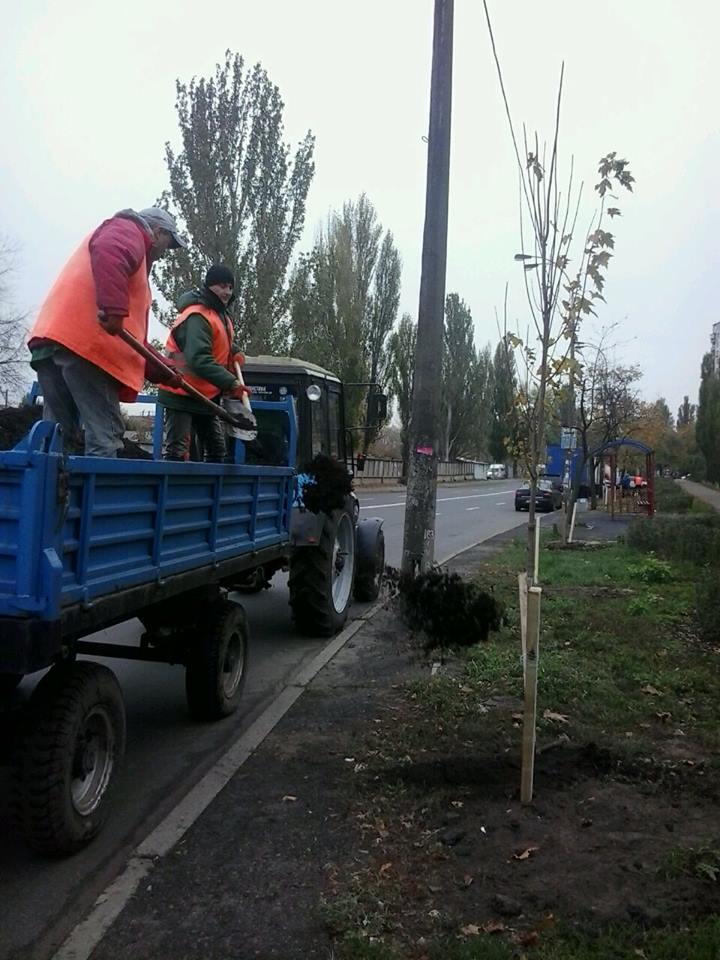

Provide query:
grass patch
left=467, top=540, right=719, bottom=746
left=663, top=840, right=720, bottom=884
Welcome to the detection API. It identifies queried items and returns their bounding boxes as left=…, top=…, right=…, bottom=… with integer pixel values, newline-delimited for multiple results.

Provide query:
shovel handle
left=117, top=328, right=243, bottom=428
left=234, top=361, right=253, bottom=414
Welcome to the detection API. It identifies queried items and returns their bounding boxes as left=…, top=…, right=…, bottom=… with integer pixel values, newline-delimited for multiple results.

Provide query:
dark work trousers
left=163, top=407, right=227, bottom=462
left=35, top=346, right=125, bottom=457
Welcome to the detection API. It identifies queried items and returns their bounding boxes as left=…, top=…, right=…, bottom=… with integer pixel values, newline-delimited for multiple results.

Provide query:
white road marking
left=466, top=506, right=480, bottom=511
left=361, top=490, right=510, bottom=511
left=496, top=502, right=506, bottom=506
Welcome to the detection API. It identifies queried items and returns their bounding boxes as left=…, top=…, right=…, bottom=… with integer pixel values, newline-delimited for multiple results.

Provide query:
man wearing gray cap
left=29, top=207, right=186, bottom=456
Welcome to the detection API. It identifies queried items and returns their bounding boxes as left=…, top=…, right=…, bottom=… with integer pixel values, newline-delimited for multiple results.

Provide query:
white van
left=488, top=463, right=508, bottom=480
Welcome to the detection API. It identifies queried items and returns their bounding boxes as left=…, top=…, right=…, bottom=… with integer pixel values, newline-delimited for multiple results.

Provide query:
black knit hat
left=204, top=264, right=235, bottom=289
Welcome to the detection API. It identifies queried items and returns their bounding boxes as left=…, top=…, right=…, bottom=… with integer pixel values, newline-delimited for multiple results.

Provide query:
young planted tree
left=387, top=313, right=417, bottom=479
left=155, top=51, right=315, bottom=353
left=484, top=2, right=634, bottom=574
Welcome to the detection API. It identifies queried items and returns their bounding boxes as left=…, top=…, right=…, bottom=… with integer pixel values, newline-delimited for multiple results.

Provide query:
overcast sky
left=1, top=0, right=717, bottom=415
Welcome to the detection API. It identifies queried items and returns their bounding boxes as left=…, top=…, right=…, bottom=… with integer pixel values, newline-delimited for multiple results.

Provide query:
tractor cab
left=242, top=356, right=352, bottom=470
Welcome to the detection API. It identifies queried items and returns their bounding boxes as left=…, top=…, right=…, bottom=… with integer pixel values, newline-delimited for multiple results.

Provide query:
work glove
left=229, top=381, right=252, bottom=400
left=232, top=351, right=246, bottom=367
left=144, top=353, right=182, bottom=389
left=97, top=310, right=125, bottom=335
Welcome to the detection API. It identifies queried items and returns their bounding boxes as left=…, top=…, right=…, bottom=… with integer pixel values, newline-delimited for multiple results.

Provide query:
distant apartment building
left=712, top=321, right=720, bottom=373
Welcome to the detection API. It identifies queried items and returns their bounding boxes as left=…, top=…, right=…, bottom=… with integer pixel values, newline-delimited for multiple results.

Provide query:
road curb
left=52, top=603, right=385, bottom=960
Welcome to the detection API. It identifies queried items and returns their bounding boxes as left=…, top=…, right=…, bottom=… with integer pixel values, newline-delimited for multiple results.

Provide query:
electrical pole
left=401, top=0, right=454, bottom=577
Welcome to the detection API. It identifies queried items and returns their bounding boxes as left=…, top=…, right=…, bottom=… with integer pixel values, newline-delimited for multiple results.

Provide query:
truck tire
left=185, top=599, right=249, bottom=721
left=289, top=507, right=356, bottom=637
left=13, top=661, right=126, bottom=856
left=354, top=524, right=385, bottom=602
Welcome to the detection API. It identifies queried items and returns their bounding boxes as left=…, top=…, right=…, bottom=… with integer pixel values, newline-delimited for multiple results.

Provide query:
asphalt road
left=0, top=478, right=521, bottom=960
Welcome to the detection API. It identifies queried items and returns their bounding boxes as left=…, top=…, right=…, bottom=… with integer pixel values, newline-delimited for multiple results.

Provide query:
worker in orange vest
left=28, top=208, right=185, bottom=456
left=158, top=265, right=252, bottom=461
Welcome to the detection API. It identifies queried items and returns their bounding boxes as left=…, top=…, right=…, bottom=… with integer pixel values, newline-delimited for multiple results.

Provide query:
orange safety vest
left=29, top=234, right=152, bottom=401
left=162, top=303, right=234, bottom=399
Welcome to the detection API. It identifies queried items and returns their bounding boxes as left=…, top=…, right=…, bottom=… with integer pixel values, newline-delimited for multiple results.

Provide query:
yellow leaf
left=513, top=846, right=539, bottom=860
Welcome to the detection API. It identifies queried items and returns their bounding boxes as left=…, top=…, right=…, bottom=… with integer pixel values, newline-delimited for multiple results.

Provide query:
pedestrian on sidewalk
left=159, top=265, right=251, bottom=462
left=28, top=207, right=185, bottom=456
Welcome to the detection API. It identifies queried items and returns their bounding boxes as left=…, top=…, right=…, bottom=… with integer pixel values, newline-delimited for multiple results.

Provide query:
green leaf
left=607, top=207, right=621, bottom=218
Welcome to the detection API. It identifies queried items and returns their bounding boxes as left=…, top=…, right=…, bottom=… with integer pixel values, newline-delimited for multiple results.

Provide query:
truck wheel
left=289, top=508, right=356, bottom=637
left=13, top=661, right=126, bottom=856
left=0, top=673, right=23, bottom=695
left=354, top=525, right=385, bottom=602
left=185, top=599, right=249, bottom=721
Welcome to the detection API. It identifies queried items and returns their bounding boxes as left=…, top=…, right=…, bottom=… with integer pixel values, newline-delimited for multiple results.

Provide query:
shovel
left=118, top=328, right=256, bottom=432
left=222, top=361, right=257, bottom=442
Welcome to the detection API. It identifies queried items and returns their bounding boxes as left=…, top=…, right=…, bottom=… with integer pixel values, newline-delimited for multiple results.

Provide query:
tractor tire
left=354, top=525, right=385, bottom=602
left=13, top=661, right=126, bottom=856
left=185, top=599, right=249, bottom=721
left=289, top=508, right=356, bottom=637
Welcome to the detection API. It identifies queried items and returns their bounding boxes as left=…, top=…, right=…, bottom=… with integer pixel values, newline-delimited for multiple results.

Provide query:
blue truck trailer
left=0, top=356, right=385, bottom=855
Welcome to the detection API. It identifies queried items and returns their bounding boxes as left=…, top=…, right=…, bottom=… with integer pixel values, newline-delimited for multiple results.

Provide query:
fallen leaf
left=282, top=795, right=298, bottom=802
left=513, top=846, right=539, bottom=860
left=634, top=950, right=648, bottom=959
left=537, top=914, right=556, bottom=931
left=460, top=924, right=481, bottom=936
left=428, top=908, right=441, bottom=919
left=512, top=712, right=524, bottom=722
left=379, top=862, right=392, bottom=875
left=518, top=931, right=539, bottom=948
left=451, top=800, right=464, bottom=808
left=656, top=711, right=672, bottom=723
left=463, top=873, right=474, bottom=887
left=543, top=709, right=569, bottom=723
left=483, top=920, right=506, bottom=934
left=641, top=684, right=661, bottom=696
left=459, top=684, right=473, bottom=693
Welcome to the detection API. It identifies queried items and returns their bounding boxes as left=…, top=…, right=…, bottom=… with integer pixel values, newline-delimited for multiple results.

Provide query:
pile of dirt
left=0, top=405, right=42, bottom=449
left=297, top=454, right=353, bottom=515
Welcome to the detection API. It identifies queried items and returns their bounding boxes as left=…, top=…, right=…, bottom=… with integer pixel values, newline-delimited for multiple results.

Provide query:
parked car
left=515, top=479, right=562, bottom=512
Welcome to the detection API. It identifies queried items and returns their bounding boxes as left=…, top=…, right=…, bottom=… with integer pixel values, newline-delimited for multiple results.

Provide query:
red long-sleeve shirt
left=88, top=215, right=153, bottom=317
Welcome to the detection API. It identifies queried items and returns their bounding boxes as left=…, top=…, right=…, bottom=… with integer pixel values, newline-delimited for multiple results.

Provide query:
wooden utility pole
left=401, top=0, right=454, bottom=577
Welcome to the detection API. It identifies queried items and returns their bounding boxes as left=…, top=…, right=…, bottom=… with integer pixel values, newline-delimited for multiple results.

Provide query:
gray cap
left=138, top=207, right=187, bottom=249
